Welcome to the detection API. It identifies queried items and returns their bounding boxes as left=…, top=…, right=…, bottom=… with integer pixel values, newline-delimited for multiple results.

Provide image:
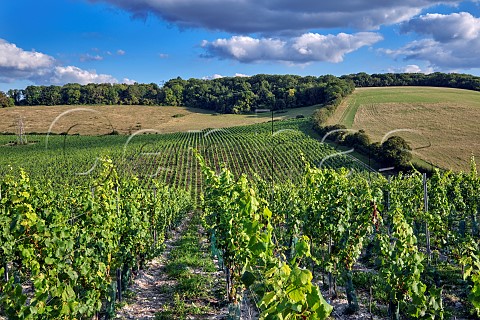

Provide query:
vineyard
left=199, top=154, right=480, bottom=319
left=0, top=117, right=479, bottom=319
left=0, top=119, right=369, bottom=197
left=0, top=160, right=193, bottom=319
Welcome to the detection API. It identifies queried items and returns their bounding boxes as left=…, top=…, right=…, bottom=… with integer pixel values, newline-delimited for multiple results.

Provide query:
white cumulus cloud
left=403, top=64, right=434, bottom=73
left=203, top=73, right=250, bottom=80
left=0, top=39, right=55, bottom=83
left=49, top=66, right=119, bottom=85
left=388, top=64, right=434, bottom=74
left=0, top=38, right=126, bottom=86
left=385, top=12, right=480, bottom=69
left=122, top=78, right=137, bottom=84
left=202, top=32, right=383, bottom=63
left=202, top=74, right=224, bottom=80
left=401, top=12, right=480, bottom=42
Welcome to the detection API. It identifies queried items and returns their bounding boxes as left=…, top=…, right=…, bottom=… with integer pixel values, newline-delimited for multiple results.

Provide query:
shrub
left=380, top=136, right=412, bottom=168
left=0, top=91, right=14, bottom=108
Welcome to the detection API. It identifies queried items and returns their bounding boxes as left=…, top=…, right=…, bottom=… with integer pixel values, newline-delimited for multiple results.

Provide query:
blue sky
left=1, top=0, right=480, bottom=92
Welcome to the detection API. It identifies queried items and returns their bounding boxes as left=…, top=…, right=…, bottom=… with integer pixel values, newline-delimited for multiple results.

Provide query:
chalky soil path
left=115, top=213, right=226, bottom=319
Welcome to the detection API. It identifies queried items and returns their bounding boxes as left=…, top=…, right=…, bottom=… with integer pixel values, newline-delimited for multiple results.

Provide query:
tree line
left=341, top=72, right=480, bottom=90
left=0, top=74, right=354, bottom=112
left=2, top=72, right=480, bottom=111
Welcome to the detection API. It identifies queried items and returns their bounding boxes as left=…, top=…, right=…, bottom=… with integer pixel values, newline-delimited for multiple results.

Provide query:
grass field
left=328, top=86, right=480, bottom=171
left=0, top=104, right=318, bottom=135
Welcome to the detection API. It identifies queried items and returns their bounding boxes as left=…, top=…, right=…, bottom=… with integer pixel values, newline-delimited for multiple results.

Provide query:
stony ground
left=115, top=214, right=227, bottom=320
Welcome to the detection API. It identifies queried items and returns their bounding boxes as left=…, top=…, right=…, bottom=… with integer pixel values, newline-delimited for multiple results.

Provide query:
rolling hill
left=327, top=86, right=480, bottom=171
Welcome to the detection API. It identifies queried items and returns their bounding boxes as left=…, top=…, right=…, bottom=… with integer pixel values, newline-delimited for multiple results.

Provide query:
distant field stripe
left=341, top=97, right=360, bottom=128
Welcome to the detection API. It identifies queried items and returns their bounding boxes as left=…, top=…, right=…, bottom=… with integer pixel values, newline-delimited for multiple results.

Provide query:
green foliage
left=343, top=130, right=370, bottom=147
left=312, top=126, right=414, bottom=172
left=378, top=209, right=443, bottom=319
left=342, top=72, right=480, bottom=91
left=460, top=239, right=480, bottom=317
left=197, top=152, right=332, bottom=319
left=11, top=72, right=480, bottom=110
left=0, top=119, right=368, bottom=200
left=197, top=150, right=275, bottom=302
left=0, top=91, right=14, bottom=108
left=0, top=159, right=192, bottom=319
left=257, top=238, right=333, bottom=320
left=13, top=74, right=354, bottom=114
left=381, top=136, right=412, bottom=168
left=0, top=114, right=479, bottom=319
left=302, top=164, right=382, bottom=312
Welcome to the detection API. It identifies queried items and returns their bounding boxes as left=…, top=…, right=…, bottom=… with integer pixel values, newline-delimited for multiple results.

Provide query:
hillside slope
left=328, top=86, right=480, bottom=171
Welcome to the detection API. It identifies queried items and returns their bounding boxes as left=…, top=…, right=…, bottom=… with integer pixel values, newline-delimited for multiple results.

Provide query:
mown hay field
left=328, top=87, right=480, bottom=171
left=0, top=104, right=318, bottom=135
